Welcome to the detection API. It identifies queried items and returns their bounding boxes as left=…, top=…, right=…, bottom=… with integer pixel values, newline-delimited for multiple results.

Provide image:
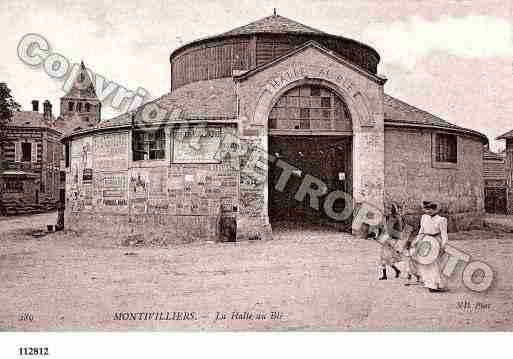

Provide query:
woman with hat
left=411, top=201, right=449, bottom=292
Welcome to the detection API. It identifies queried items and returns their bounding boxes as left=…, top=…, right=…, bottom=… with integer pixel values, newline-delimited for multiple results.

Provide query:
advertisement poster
left=93, top=132, right=129, bottom=171
left=173, top=127, right=221, bottom=163
left=101, top=172, right=128, bottom=210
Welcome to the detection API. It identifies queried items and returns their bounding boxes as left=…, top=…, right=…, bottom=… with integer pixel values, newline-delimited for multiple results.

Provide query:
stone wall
left=235, top=44, right=386, bottom=238
left=384, top=126, right=485, bottom=231
left=65, top=125, right=238, bottom=243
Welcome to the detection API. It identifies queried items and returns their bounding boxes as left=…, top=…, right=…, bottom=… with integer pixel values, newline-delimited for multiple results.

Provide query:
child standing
left=377, top=203, right=403, bottom=280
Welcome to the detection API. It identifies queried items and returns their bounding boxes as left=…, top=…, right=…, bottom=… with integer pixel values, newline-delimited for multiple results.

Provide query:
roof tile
left=68, top=82, right=486, bottom=143
left=384, top=94, right=487, bottom=142
left=99, top=78, right=237, bottom=129
left=220, top=14, right=325, bottom=36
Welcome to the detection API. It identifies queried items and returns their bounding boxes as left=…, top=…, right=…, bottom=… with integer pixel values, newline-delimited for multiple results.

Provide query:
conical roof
left=220, top=14, right=325, bottom=36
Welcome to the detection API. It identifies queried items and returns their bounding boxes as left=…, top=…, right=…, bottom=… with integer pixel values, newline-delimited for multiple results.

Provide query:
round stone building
left=62, top=14, right=487, bottom=242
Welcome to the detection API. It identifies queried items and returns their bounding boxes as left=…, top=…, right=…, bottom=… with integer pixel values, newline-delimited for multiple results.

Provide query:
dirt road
left=1, top=216, right=512, bottom=331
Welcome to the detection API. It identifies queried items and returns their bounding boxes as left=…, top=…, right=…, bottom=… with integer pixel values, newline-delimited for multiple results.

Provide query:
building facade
left=483, top=148, right=506, bottom=214
left=0, top=100, right=63, bottom=214
left=0, top=61, right=101, bottom=215
left=497, top=130, right=513, bottom=214
left=62, top=14, right=488, bottom=241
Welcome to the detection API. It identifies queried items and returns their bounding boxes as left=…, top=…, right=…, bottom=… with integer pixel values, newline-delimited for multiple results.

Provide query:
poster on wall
left=83, top=184, right=93, bottom=209
left=93, top=132, right=129, bottom=171
left=83, top=168, right=93, bottom=183
left=166, top=167, right=238, bottom=217
left=72, top=136, right=93, bottom=167
left=148, top=168, right=168, bottom=214
left=239, top=138, right=265, bottom=217
left=129, top=170, right=149, bottom=215
left=173, top=127, right=221, bottom=163
left=101, top=172, right=128, bottom=210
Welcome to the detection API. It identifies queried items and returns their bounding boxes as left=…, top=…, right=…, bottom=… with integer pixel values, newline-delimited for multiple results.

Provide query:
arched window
left=68, top=102, right=74, bottom=111
left=268, top=84, right=352, bottom=132
left=85, top=103, right=91, bottom=112
left=77, top=102, right=82, bottom=112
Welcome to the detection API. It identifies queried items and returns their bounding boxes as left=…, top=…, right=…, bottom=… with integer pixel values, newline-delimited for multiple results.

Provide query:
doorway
left=268, top=135, right=352, bottom=228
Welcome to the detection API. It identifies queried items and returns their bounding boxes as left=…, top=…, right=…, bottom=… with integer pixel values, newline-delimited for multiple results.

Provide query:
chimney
left=43, top=100, right=52, bottom=121
left=32, top=100, right=39, bottom=112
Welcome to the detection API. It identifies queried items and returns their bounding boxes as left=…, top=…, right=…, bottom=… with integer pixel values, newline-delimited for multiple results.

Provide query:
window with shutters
left=268, top=84, right=352, bottom=132
left=21, top=142, right=31, bottom=162
left=133, top=129, right=166, bottom=161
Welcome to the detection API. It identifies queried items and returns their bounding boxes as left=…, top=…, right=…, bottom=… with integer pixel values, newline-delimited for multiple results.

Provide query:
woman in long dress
left=412, top=201, right=448, bottom=292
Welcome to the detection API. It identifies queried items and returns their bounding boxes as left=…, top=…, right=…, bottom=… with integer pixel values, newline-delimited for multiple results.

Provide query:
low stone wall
left=65, top=211, right=221, bottom=245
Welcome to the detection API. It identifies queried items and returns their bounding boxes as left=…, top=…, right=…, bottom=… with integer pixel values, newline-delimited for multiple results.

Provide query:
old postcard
left=1, top=1, right=513, bottom=348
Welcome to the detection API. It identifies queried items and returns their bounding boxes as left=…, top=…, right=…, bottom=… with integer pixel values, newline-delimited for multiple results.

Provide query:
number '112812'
left=19, top=347, right=49, bottom=356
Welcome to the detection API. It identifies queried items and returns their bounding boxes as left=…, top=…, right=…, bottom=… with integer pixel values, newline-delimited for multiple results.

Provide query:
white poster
left=173, top=127, right=221, bottom=163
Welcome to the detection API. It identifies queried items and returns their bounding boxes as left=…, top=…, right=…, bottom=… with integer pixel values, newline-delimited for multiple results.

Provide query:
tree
left=0, top=82, right=21, bottom=167
left=0, top=82, right=21, bottom=215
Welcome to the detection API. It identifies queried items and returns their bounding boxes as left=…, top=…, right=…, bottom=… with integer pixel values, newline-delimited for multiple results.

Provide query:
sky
left=1, top=0, right=512, bottom=150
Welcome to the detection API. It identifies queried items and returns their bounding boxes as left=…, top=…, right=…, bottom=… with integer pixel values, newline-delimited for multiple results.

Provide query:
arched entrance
left=267, top=83, right=353, bottom=230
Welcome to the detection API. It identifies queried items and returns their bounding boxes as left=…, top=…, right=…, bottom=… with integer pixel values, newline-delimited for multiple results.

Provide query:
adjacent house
left=0, top=61, right=101, bottom=215
left=483, top=147, right=506, bottom=213
left=497, top=129, right=513, bottom=214
left=0, top=100, right=62, bottom=214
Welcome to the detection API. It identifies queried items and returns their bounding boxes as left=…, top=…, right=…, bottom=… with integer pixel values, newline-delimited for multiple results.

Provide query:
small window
left=77, top=102, right=82, bottom=112
left=85, top=103, right=91, bottom=112
left=133, top=129, right=166, bottom=161
left=40, top=182, right=45, bottom=193
left=68, top=102, right=74, bottom=111
left=436, top=133, right=457, bottom=163
left=21, top=142, right=31, bottom=162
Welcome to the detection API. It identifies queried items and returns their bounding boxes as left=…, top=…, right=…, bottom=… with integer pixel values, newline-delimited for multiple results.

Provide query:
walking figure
left=377, top=203, right=403, bottom=280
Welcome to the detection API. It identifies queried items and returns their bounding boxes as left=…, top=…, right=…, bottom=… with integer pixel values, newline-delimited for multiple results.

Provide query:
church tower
left=60, top=61, right=101, bottom=131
